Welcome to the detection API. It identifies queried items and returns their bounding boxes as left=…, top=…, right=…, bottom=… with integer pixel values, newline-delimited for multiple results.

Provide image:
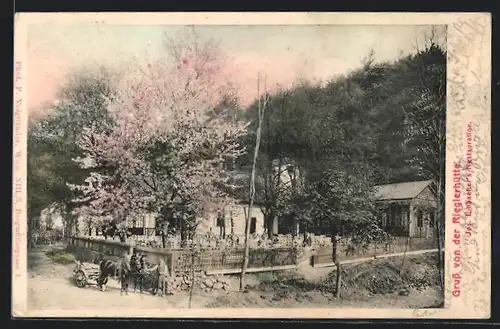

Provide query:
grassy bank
left=206, top=253, right=443, bottom=308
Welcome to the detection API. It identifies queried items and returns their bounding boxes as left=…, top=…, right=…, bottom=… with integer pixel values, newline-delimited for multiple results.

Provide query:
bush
left=46, top=249, right=76, bottom=264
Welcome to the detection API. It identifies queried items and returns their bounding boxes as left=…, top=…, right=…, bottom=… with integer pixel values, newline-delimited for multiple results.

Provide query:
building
left=124, top=212, right=157, bottom=236
left=373, top=180, right=437, bottom=238
left=104, top=203, right=266, bottom=238
left=38, top=204, right=65, bottom=231
left=201, top=203, right=266, bottom=237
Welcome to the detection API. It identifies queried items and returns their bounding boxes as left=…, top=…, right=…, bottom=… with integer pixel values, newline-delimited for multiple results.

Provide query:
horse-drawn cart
left=73, top=260, right=103, bottom=288
left=72, top=258, right=161, bottom=294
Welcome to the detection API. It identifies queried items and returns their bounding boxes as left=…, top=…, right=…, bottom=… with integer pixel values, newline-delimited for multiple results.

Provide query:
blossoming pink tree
left=68, top=29, right=248, bottom=243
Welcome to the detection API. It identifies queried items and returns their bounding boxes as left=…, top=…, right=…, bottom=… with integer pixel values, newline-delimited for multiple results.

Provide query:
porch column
left=426, top=211, right=432, bottom=238
left=408, top=205, right=415, bottom=237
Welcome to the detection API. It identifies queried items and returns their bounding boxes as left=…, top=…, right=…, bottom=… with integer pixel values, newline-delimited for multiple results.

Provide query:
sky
left=27, top=24, right=446, bottom=118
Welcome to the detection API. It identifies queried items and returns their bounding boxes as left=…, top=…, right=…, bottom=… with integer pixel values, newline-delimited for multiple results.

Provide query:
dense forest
left=231, top=41, right=446, bottom=245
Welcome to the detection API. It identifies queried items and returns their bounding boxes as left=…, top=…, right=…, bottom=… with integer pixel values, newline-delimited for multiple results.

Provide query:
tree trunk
left=335, top=261, right=342, bottom=298
left=435, top=113, right=445, bottom=291
left=331, top=224, right=340, bottom=264
left=161, top=231, right=166, bottom=249
left=331, top=236, right=338, bottom=264
left=435, top=182, right=445, bottom=290
left=265, top=214, right=273, bottom=239
left=240, top=206, right=252, bottom=291
left=188, top=251, right=195, bottom=308
left=180, top=219, right=186, bottom=244
left=240, top=73, right=267, bottom=291
left=75, top=217, right=80, bottom=236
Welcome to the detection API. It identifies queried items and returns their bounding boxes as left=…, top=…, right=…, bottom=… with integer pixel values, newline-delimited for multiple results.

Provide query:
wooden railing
left=311, top=236, right=438, bottom=266
left=67, top=235, right=437, bottom=274
left=67, top=236, right=298, bottom=274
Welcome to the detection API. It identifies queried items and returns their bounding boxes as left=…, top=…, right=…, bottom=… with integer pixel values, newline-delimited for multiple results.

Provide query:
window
left=390, top=204, right=396, bottom=227
left=381, top=208, right=388, bottom=228
left=395, top=204, right=402, bottom=226
left=417, top=210, right=423, bottom=227
left=405, top=205, right=410, bottom=226
left=429, top=212, right=435, bottom=228
left=250, top=217, right=257, bottom=234
left=130, top=227, right=144, bottom=235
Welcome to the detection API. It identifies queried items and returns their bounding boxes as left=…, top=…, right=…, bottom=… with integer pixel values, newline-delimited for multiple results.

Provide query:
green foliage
left=27, top=67, right=117, bottom=219
left=27, top=34, right=446, bottom=256
left=238, top=42, right=446, bottom=250
left=46, top=249, right=76, bottom=264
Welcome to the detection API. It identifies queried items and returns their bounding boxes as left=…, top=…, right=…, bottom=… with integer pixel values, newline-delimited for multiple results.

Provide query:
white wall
left=126, top=212, right=157, bottom=228
left=409, top=186, right=437, bottom=238
left=200, top=204, right=265, bottom=236
left=74, top=205, right=267, bottom=238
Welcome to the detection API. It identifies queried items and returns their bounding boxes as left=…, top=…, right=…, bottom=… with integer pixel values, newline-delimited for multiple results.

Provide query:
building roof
left=372, top=180, right=433, bottom=201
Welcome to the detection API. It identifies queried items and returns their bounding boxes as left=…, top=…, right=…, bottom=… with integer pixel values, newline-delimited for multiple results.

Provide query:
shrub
left=46, top=249, right=76, bottom=264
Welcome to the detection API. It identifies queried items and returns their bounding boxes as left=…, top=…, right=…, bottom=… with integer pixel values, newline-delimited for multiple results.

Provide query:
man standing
left=156, top=258, right=170, bottom=296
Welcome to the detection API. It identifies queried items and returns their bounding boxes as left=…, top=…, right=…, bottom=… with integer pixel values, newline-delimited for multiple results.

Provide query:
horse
left=130, top=253, right=146, bottom=293
left=98, top=254, right=132, bottom=295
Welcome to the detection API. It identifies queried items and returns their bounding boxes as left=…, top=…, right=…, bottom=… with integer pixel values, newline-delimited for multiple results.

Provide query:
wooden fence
left=311, top=236, right=438, bottom=266
left=67, top=235, right=436, bottom=274
left=66, top=236, right=298, bottom=274
left=169, top=247, right=298, bottom=272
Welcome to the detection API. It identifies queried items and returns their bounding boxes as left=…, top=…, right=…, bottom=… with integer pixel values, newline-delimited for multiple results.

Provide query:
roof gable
left=373, top=180, right=433, bottom=201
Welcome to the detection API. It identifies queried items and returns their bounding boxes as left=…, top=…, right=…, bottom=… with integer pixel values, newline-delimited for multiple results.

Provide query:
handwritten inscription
left=13, top=61, right=23, bottom=276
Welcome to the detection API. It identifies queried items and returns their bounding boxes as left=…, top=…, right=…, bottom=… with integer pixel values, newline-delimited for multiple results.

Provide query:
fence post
left=170, top=251, right=177, bottom=276
left=335, top=261, right=342, bottom=299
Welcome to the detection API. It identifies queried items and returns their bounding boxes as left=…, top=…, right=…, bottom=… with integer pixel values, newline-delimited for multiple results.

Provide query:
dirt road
left=27, top=246, right=443, bottom=313
left=28, top=247, right=207, bottom=310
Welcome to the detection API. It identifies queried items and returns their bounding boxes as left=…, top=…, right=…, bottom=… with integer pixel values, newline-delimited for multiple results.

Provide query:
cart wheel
left=75, top=270, right=87, bottom=288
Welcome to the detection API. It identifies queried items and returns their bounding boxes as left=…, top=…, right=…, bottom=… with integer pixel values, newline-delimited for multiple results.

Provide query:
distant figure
left=303, top=232, right=312, bottom=247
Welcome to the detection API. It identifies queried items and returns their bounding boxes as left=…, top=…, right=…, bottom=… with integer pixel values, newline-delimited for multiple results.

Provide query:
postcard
left=12, top=12, right=491, bottom=319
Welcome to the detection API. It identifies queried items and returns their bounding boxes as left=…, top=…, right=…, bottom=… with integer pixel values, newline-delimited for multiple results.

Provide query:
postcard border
left=12, top=12, right=492, bottom=319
